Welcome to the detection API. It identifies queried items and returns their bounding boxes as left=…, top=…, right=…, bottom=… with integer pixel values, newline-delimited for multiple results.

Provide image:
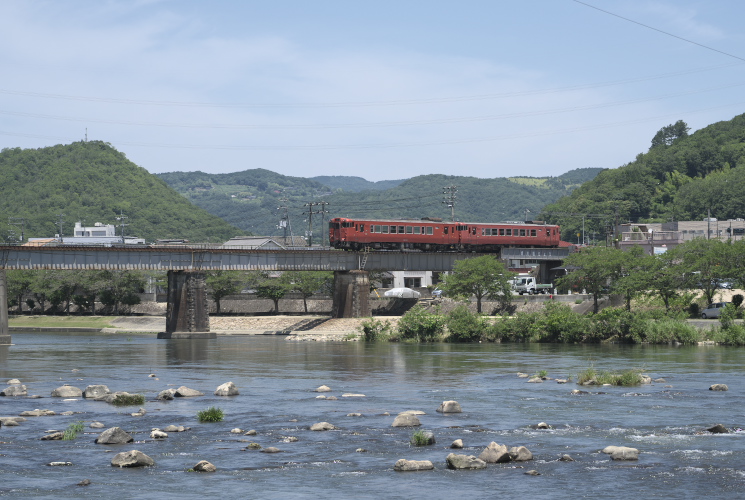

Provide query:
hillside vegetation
left=159, top=168, right=601, bottom=239
left=542, top=114, right=745, bottom=238
left=0, top=141, right=242, bottom=243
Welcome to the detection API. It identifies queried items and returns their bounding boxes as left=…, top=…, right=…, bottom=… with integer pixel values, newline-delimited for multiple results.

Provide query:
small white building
left=28, top=221, right=145, bottom=246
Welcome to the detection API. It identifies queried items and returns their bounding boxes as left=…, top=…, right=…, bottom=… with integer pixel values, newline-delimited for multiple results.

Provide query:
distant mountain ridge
left=158, top=167, right=602, bottom=238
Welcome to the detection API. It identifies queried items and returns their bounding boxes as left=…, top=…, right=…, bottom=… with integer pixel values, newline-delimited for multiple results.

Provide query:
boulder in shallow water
left=193, top=460, right=216, bottom=472
left=391, top=414, right=421, bottom=427
left=451, top=439, right=464, bottom=449
left=83, top=385, right=110, bottom=399
left=6, top=379, right=21, bottom=385
left=51, top=385, right=82, bottom=398
left=111, top=450, right=154, bottom=468
left=478, top=442, right=511, bottom=463
left=1, top=385, right=27, bottom=396
left=214, top=381, right=239, bottom=396
left=175, top=386, right=204, bottom=397
left=150, top=430, right=168, bottom=439
left=163, top=425, right=189, bottom=432
left=602, top=446, right=639, bottom=460
left=156, top=389, right=176, bottom=400
left=315, top=385, right=332, bottom=392
left=411, top=430, right=436, bottom=446
left=436, top=401, right=462, bottom=413
left=446, top=453, right=487, bottom=470
left=20, top=409, right=55, bottom=416
left=310, top=422, right=337, bottom=431
left=709, top=384, right=728, bottom=391
left=95, top=427, right=134, bottom=445
left=40, top=432, right=65, bottom=441
left=707, top=423, right=729, bottom=434
left=394, top=459, right=434, bottom=471
left=509, top=446, right=534, bottom=461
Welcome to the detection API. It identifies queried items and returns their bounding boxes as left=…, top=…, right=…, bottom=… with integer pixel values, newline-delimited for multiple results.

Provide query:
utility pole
left=318, top=201, right=329, bottom=247
left=303, top=202, right=329, bottom=247
left=116, top=211, right=129, bottom=244
left=442, top=186, right=457, bottom=222
left=56, top=213, right=66, bottom=239
left=9, top=217, right=25, bottom=242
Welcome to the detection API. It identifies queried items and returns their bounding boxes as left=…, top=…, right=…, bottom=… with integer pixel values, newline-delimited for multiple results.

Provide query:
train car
left=328, top=217, right=560, bottom=251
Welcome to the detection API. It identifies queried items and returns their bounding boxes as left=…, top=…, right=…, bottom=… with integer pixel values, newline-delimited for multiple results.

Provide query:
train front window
left=330, top=222, right=340, bottom=229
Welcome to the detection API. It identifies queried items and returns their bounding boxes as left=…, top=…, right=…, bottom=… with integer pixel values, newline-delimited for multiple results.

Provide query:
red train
left=328, top=217, right=561, bottom=251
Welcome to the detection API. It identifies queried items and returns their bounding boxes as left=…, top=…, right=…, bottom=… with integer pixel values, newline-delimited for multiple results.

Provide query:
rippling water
left=1, top=333, right=744, bottom=499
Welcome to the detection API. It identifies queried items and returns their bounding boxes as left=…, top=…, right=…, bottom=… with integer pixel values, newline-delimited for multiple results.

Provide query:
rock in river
left=51, top=385, right=82, bottom=398
left=394, top=459, right=434, bottom=471
left=478, top=442, right=511, bottom=463
left=446, top=453, right=487, bottom=470
left=83, top=385, right=110, bottom=399
left=193, top=460, right=216, bottom=472
left=1, top=385, right=27, bottom=397
left=709, top=384, right=729, bottom=391
left=174, top=386, right=204, bottom=397
left=436, top=401, right=462, bottom=413
left=111, top=450, right=154, bottom=468
left=310, top=422, right=337, bottom=431
left=95, top=427, right=134, bottom=445
left=391, top=414, right=421, bottom=427
left=214, top=381, right=239, bottom=396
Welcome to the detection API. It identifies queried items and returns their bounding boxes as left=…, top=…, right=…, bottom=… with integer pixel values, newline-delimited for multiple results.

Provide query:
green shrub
left=732, top=294, right=744, bottom=310
left=445, top=305, right=488, bottom=342
left=577, top=365, right=645, bottom=386
left=111, top=393, right=145, bottom=406
left=395, top=305, right=445, bottom=342
left=62, top=420, right=85, bottom=441
left=360, top=318, right=392, bottom=342
left=410, top=429, right=435, bottom=446
left=536, top=302, right=590, bottom=343
left=197, top=406, right=224, bottom=423
left=719, top=303, right=738, bottom=330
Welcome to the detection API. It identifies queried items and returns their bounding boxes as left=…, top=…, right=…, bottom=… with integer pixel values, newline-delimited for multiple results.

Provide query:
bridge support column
left=332, top=270, right=371, bottom=318
left=158, top=270, right=214, bottom=339
left=0, top=269, right=10, bottom=344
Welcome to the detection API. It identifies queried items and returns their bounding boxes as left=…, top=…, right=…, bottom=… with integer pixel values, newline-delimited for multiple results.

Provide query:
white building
left=28, top=221, right=145, bottom=246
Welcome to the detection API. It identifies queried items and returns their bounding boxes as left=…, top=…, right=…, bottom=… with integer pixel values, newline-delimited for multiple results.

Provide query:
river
left=1, top=333, right=744, bottom=499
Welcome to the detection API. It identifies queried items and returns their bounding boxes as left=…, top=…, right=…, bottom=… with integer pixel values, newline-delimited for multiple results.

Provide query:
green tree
left=247, top=271, right=289, bottom=314
left=205, top=270, right=242, bottom=314
left=5, top=270, right=35, bottom=314
left=650, top=120, right=690, bottom=149
left=96, top=270, right=145, bottom=315
left=672, top=238, right=729, bottom=305
left=611, top=246, right=648, bottom=312
left=558, top=246, right=624, bottom=313
left=442, top=255, right=514, bottom=313
left=285, top=271, right=333, bottom=313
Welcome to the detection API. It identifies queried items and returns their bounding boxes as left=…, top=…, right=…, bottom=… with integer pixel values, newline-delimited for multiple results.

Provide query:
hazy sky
left=1, top=1, right=744, bottom=181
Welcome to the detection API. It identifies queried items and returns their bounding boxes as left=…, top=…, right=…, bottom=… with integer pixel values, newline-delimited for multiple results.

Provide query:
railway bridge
left=0, top=244, right=476, bottom=342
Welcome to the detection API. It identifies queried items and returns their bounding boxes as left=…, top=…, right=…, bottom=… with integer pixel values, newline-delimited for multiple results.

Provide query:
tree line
left=4, top=269, right=334, bottom=316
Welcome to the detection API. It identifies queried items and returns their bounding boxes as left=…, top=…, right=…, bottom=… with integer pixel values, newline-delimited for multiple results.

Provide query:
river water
left=1, top=333, right=744, bottom=499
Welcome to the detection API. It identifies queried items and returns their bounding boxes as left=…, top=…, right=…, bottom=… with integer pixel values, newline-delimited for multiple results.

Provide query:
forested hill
left=0, top=141, right=242, bottom=243
left=309, top=175, right=405, bottom=192
left=540, top=113, right=745, bottom=239
left=158, top=167, right=602, bottom=238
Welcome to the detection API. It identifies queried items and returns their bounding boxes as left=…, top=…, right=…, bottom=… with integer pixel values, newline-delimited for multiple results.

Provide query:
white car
left=701, top=302, right=730, bottom=319
left=383, top=288, right=421, bottom=299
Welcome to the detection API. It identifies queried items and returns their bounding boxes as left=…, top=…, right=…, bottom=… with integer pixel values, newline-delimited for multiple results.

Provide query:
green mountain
left=540, top=114, right=745, bottom=240
left=309, top=176, right=405, bottom=192
left=158, top=167, right=601, bottom=240
left=0, top=141, right=243, bottom=243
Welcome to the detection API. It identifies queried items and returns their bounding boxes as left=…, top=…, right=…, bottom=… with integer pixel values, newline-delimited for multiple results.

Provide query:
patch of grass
left=8, top=316, right=114, bottom=328
left=197, top=406, right=224, bottom=423
left=410, top=429, right=433, bottom=446
left=62, top=421, right=85, bottom=441
left=343, top=332, right=359, bottom=341
left=360, top=318, right=391, bottom=342
left=111, top=394, right=145, bottom=406
left=535, top=370, right=548, bottom=379
left=577, top=364, right=645, bottom=386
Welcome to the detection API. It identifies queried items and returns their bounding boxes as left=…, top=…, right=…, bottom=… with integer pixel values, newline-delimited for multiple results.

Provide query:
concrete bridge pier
left=332, top=270, right=371, bottom=318
left=0, top=269, right=10, bottom=344
left=158, top=270, right=214, bottom=339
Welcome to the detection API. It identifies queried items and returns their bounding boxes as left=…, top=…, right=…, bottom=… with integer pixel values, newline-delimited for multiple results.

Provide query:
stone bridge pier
left=0, top=269, right=10, bottom=344
left=158, top=270, right=214, bottom=339
left=332, top=270, right=371, bottom=318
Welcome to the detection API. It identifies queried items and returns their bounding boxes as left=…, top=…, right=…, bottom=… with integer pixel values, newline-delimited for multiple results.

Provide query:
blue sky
left=1, top=0, right=744, bottom=181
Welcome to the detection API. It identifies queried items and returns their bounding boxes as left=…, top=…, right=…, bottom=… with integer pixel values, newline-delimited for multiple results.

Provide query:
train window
left=398, top=226, right=404, bottom=233
left=331, top=222, right=340, bottom=229
left=382, top=225, right=389, bottom=234
left=359, top=224, right=365, bottom=232
left=426, top=227, right=433, bottom=235
left=472, top=227, right=477, bottom=235
left=520, top=229, right=526, bottom=236
left=530, top=229, right=537, bottom=237
left=374, top=225, right=381, bottom=233
left=498, top=228, right=504, bottom=236
left=389, top=226, right=396, bottom=234
left=414, top=226, right=421, bottom=234
left=406, top=226, right=413, bottom=234
left=506, top=229, right=512, bottom=236
left=482, top=228, right=486, bottom=236
left=443, top=227, right=448, bottom=235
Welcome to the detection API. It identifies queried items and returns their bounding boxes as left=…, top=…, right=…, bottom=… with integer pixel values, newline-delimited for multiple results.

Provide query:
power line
left=574, top=0, right=745, bottom=63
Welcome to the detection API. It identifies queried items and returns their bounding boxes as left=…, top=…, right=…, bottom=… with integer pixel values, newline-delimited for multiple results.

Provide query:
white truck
left=511, top=275, right=553, bottom=295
